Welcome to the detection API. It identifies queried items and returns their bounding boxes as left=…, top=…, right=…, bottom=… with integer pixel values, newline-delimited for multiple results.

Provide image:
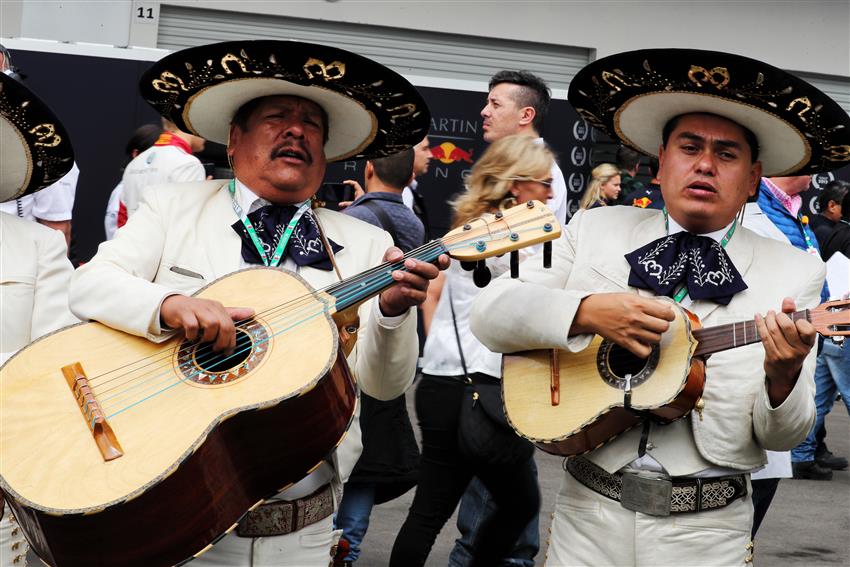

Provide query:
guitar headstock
left=441, top=200, right=561, bottom=261
left=811, top=298, right=850, bottom=337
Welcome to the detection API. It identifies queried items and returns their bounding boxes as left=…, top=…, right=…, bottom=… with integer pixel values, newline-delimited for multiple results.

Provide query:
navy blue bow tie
left=231, top=204, right=343, bottom=270
left=624, top=232, right=747, bottom=305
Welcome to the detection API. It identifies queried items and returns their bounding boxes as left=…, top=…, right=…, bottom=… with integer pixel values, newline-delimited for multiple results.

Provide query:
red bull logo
left=431, top=141, right=474, bottom=164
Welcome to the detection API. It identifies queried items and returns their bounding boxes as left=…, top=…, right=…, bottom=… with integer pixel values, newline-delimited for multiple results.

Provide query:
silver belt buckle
left=620, top=472, right=673, bottom=516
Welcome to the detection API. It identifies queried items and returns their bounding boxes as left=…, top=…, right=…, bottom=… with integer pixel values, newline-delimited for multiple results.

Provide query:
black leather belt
left=236, top=484, right=334, bottom=537
left=566, top=456, right=747, bottom=515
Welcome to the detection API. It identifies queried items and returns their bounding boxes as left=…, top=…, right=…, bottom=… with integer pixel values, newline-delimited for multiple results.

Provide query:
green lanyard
left=663, top=208, right=737, bottom=303
left=228, top=179, right=312, bottom=268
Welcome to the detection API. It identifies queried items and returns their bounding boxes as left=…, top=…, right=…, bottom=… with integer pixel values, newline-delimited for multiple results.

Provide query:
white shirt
left=422, top=248, right=535, bottom=378
left=122, top=144, right=204, bottom=219
left=104, top=182, right=123, bottom=240
left=537, top=137, right=568, bottom=225
left=0, top=162, right=79, bottom=221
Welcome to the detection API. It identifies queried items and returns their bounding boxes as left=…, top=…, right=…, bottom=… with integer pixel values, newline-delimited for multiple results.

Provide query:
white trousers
left=190, top=515, right=340, bottom=567
left=544, top=472, right=754, bottom=567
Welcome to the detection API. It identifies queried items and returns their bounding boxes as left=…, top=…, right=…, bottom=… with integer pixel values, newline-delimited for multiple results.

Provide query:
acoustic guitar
left=0, top=200, right=560, bottom=567
left=502, top=299, right=850, bottom=457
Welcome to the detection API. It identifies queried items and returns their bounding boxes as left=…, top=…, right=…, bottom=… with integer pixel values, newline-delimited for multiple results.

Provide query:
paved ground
left=358, top=387, right=849, bottom=566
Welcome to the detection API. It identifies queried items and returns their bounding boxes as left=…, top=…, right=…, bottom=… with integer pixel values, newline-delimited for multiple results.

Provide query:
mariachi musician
left=0, top=72, right=78, bottom=566
left=67, top=40, right=445, bottom=566
left=471, top=48, right=850, bottom=565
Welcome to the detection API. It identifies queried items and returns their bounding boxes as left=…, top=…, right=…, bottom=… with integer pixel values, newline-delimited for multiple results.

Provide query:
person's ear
left=748, top=161, right=763, bottom=198
left=519, top=106, right=536, bottom=127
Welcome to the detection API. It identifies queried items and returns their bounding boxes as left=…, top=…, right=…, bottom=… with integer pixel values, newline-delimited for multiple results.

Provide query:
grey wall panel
left=157, top=5, right=589, bottom=90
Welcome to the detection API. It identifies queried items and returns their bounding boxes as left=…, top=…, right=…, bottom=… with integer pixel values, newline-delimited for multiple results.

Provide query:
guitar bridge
left=61, top=362, right=124, bottom=462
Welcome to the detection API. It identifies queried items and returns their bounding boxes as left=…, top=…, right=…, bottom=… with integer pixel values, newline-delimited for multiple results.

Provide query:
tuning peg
left=510, top=250, right=519, bottom=278
left=460, top=261, right=476, bottom=272
left=473, top=261, right=491, bottom=287
left=543, top=241, right=552, bottom=269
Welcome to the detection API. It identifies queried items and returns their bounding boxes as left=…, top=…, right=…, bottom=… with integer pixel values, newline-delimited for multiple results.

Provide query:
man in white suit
left=69, top=40, right=444, bottom=566
left=471, top=49, right=849, bottom=565
left=0, top=72, right=78, bottom=567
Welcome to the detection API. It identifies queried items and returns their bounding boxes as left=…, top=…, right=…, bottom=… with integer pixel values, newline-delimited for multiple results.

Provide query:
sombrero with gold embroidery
left=568, top=49, right=850, bottom=176
left=0, top=72, right=74, bottom=203
left=140, top=40, right=430, bottom=162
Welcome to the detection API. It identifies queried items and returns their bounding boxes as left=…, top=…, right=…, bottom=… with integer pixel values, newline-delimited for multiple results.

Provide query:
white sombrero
left=568, top=49, right=850, bottom=176
left=140, top=41, right=430, bottom=162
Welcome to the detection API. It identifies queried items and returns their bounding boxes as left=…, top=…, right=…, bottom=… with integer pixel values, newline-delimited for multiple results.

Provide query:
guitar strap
left=447, top=282, right=471, bottom=384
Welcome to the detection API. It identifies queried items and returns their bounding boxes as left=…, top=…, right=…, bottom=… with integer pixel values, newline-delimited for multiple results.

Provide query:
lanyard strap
left=663, top=208, right=737, bottom=303
left=798, top=213, right=819, bottom=255
left=228, top=179, right=311, bottom=268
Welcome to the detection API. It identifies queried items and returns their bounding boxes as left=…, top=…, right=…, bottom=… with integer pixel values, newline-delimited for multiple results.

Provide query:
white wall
left=4, top=0, right=849, bottom=78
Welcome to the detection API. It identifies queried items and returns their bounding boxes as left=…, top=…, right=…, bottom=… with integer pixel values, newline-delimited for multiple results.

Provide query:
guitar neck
left=326, top=240, right=449, bottom=311
left=692, top=309, right=810, bottom=357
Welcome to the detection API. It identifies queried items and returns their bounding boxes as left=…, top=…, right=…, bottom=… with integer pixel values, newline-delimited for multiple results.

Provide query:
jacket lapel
left=201, top=181, right=244, bottom=279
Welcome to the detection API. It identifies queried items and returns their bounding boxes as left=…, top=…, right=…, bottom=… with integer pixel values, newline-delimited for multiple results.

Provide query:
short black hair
left=616, top=146, right=642, bottom=171
left=820, top=179, right=850, bottom=211
left=661, top=113, right=760, bottom=163
left=370, top=148, right=414, bottom=190
left=489, top=70, right=551, bottom=133
left=231, top=96, right=329, bottom=143
left=125, top=124, right=163, bottom=158
left=648, top=156, right=660, bottom=178
left=842, top=190, right=850, bottom=220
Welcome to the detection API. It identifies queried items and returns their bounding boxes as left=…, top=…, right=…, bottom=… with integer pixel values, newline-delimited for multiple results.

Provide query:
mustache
left=270, top=140, right=312, bottom=164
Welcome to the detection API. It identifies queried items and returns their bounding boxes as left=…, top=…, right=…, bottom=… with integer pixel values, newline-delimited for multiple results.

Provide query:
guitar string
left=86, top=213, right=551, bottom=390
left=93, top=241, right=449, bottom=405
left=94, top=222, right=554, bottom=415
left=96, top=235, right=507, bottom=417
left=100, top=293, right=842, bottom=417
left=93, top=222, right=547, bottom=409
left=97, top=281, right=840, bottom=414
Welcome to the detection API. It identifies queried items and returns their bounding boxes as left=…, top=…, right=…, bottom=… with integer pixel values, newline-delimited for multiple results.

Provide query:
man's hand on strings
left=571, top=293, right=676, bottom=358
left=160, top=295, right=255, bottom=352
left=756, top=297, right=817, bottom=406
left=379, top=247, right=450, bottom=317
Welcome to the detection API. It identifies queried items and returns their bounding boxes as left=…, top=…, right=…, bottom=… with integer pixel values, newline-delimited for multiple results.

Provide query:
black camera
left=315, top=182, right=356, bottom=211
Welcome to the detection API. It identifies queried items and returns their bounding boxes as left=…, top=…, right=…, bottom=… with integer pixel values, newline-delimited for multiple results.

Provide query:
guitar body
left=502, top=306, right=705, bottom=457
left=0, top=268, right=357, bottom=566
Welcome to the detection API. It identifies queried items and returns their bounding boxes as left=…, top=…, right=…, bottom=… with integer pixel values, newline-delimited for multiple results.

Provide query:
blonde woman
left=580, top=163, right=621, bottom=209
left=391, top=134, right=551, bottom=567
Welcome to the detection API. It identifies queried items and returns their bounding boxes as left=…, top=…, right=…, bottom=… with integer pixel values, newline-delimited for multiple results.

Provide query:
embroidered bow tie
left=231, top=204, right=343, bottom=270
left=624, top=232, right=747, bottom=305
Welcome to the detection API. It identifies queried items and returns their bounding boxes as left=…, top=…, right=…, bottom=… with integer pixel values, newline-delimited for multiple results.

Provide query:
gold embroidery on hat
left=152, top=71, right=188, bottom=93
left=29, top=123, right=61, bottom=147
left=221, top=53, right=249, bottom=74
left=787, top=97, right=812, bottom=120
left=303, top=58, right=346, bottom=81
left=387, top=103, right=416, bottom=123
left=688, top=66, right=730, bottom=89
left=601, top=70, right=635, bottom=92
left=824, top=145, right=850, bottom=161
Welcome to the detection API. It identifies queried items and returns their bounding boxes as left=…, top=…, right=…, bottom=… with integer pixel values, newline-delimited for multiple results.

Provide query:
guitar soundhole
left=176, top=319, right=270, bottom=386
left=596, top=341, right=660, bottom=390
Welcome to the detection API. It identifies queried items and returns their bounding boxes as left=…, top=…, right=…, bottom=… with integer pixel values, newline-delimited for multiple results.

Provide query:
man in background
left=337, top=149, right=424, bottom=566
left=120, top=117, right=206, bottom=220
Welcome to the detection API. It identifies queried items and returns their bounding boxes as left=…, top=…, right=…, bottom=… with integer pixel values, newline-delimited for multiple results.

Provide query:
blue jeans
left=791, top=341, right=850, bottom=463
left=335, top=482, right=376, bottom=562
left=448, top=460, right=539, bottom=567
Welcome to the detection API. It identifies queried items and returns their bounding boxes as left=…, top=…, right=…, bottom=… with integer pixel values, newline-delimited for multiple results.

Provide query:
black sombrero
left=0, top=72, right=74, bottom=203
left=140, top=40, right=430, bottom=162
left=568, top=49, right=850, bottom=176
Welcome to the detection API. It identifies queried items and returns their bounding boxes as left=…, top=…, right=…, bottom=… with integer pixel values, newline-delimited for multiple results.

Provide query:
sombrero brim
left=0, top=73, right=74, bottom=203
left=568, top=49, right=850, bottom=177
left=140, top=41, right=430, bottom=162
